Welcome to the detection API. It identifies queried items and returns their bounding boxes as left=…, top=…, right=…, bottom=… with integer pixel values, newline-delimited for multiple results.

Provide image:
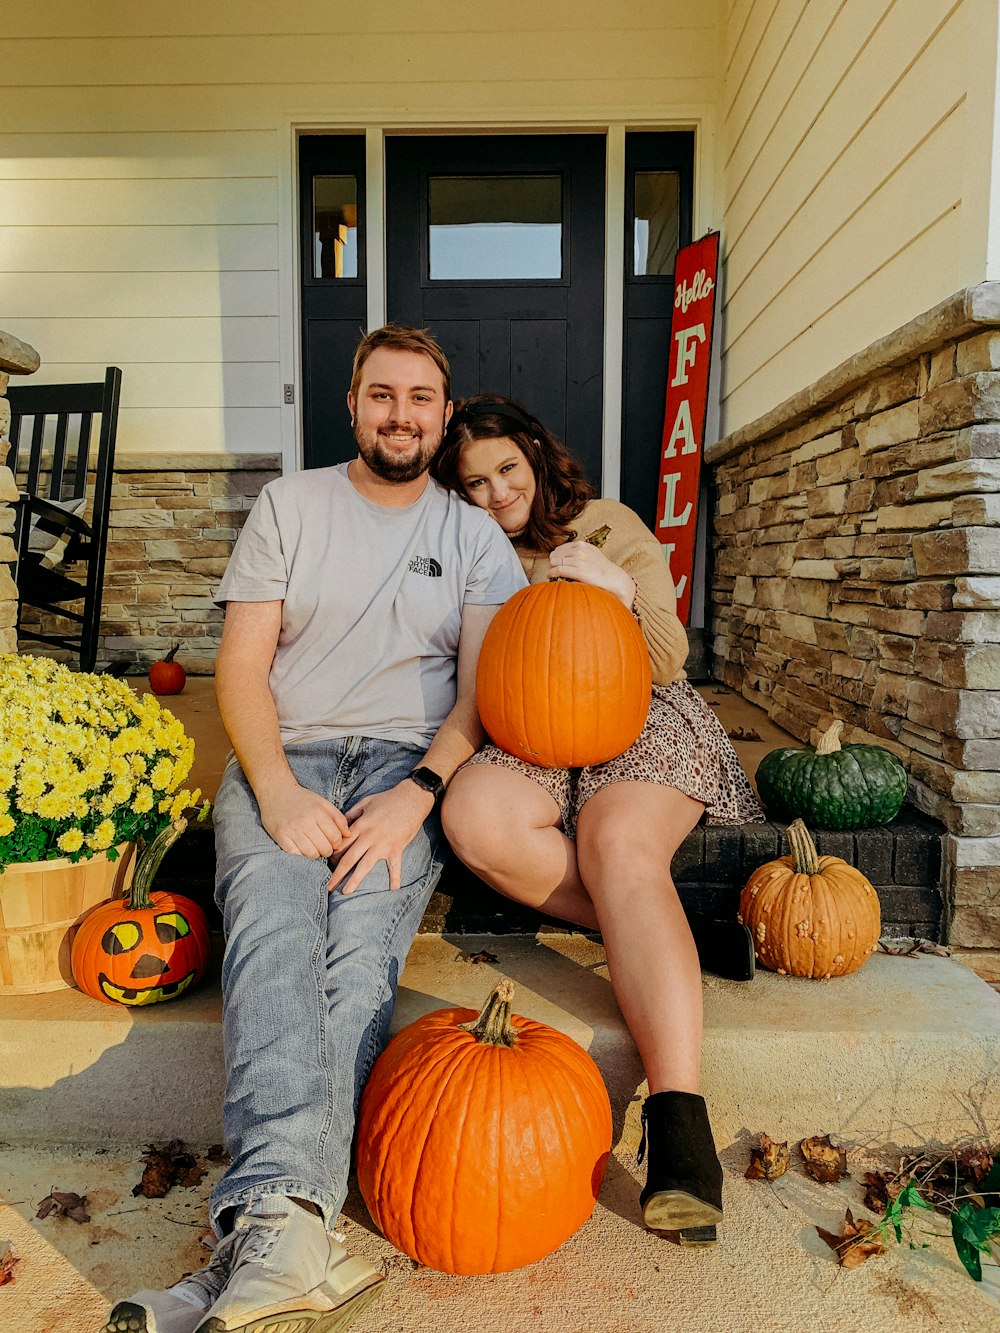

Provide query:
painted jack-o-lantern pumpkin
left=71, top=820, right=210, bottom=1006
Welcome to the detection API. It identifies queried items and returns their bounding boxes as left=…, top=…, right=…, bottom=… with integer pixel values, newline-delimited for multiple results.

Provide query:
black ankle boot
left=685, top=910, right=755, bottom=982
left=637, top=1090, right=724, bottom=1246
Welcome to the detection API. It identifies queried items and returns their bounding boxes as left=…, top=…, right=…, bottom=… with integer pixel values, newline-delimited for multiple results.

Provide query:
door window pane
left=429, top=175, right=562, bottom=280
left=634, top=171, right=680, bottom=277
left=313, top=175, right=358, bottom=278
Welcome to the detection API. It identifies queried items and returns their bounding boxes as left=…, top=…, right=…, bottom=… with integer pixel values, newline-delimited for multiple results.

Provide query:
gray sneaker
left=195, top=1195, right=385, bottom=1333
left=101, top=1241, right=232, bottom=1333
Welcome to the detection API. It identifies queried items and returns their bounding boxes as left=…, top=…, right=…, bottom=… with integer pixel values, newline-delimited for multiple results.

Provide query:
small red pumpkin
left=71, top=820, right=210, bottom=1005
left=356, top=980, right=612, bottom=1274
left=149, top=644, right=186, bottom=695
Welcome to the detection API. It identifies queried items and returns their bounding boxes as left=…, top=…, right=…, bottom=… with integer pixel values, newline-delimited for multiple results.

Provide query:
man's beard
left=354, top=421, right=443, bottom=482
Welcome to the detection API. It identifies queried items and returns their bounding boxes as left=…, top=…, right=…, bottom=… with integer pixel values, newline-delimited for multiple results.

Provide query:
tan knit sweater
left=513, top=497, right=688, bottom=685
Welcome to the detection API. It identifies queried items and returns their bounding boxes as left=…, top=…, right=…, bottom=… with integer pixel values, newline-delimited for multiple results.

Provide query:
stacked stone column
left=707, top=283, right=1000, bottom=982
left=0, top=331, right=41, bottom=653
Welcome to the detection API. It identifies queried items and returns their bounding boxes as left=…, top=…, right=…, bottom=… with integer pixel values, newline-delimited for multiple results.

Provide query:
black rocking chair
left=9, top=367, right=122, bottom=672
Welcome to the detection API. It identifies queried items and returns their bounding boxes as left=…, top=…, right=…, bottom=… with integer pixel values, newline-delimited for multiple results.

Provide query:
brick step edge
left=154, top=803, right=945, bottom=942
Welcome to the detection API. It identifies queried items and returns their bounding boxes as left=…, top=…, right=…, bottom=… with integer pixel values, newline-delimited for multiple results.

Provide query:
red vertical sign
left=654, top=231, right=720, bottom=624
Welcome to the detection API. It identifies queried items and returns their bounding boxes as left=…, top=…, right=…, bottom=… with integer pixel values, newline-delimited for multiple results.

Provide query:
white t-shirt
left=215, top=464, right=526, bottom=749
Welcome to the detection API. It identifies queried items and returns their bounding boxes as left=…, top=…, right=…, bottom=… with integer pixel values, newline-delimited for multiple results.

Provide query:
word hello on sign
left=674, top=268, right=715, bottom=314
left=654, top=232, right=720, bottom=624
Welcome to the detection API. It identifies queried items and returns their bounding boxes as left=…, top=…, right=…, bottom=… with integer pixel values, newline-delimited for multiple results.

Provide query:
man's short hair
left=350, top=324, right=451, bottom=401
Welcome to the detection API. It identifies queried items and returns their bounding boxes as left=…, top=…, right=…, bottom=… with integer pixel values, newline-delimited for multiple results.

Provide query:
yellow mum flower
left=132, top=786, right=155, bottom=815
left=0, top=813, right=14, bottom=837
left=17, top=773, right=46, bottom=800
left=86, top=820, right=116, bottom=851
left=57, top=828, right=85, bottom=853
left=150, top=759, right=174, bottom=791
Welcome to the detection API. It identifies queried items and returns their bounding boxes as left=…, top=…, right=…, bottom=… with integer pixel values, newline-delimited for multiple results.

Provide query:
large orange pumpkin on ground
left=71, top=820, right=210, bottom=1005
left=476, top=578, right=652, bottom=769
left=356, top=979, right=612, bottom=1274
left=738, top=819, right=881, bottom=979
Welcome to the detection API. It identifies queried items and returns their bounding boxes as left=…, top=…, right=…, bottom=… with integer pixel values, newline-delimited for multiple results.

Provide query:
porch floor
left=2, top=935, right=999, bottom=1332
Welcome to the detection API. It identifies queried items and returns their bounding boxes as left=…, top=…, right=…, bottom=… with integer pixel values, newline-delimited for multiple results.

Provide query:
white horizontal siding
left=718, top=0, right=992, bottom=431
left=0, top=225, right=277, bottom=273
left=3, top=0, right=713, bottom=40
left=0, top=3, right=718, bottom=455
left=7, top=317, right=278, bottom=364
left=21, top=362, right=281, bottom=410
left=0, top=272, right=279, bottom=320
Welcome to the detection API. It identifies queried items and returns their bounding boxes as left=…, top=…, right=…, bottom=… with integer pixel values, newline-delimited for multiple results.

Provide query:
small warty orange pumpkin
left=738, top=819, right=881, bottom=979
left=356, top=980, right=612, bottom=1274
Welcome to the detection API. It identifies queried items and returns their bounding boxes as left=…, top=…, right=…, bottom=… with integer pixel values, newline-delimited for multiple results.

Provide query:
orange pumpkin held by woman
left=476, top=571, right=652, bottom=770
left=356, top=979, right=612, bottom=1275
left=71, top=820, right=210, bottom=1005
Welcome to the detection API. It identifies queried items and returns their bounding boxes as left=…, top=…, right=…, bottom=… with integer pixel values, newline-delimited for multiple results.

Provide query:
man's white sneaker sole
left=197, top=1269, right=386, bottom=1333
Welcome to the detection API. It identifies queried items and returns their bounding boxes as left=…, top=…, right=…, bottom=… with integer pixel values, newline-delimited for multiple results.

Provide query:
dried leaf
left=815, top=1207, right=886, bottom=1269
left=877, top=936, right=950, bottom=958
left=745, top=1133, right=790, bottom=1181
left=862, top=1169, right=898, bottom=1214
left=800, top=1135, right=849, bottom=1184
left=35, top=1190, right=90, bottom=1223
left=468, top=949, right=499, bottom=965
left=176, top=1163, right=208, bottom=1189
left=132, top=1141, right=201, bottom=1199
left=51, top=1191, right=85, bottom=1209
left=0, top=1248, right=19, bottom=1286
left=206, top=1144, right=228, bottom=1162
left=728, top=727, right=762, bottom=742
left=956, top=1146, right=993, bottom=1188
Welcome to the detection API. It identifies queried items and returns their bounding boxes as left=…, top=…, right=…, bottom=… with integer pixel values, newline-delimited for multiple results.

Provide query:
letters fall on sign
left=654, top=230, right=720, bottom=624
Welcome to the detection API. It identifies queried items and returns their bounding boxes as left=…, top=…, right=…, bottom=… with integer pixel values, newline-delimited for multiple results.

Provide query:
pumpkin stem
left=459, top=979, right=519, bottom=1047
left=129, top=818, right=186, bottom=910
left=815, top=720, right=844, bottom=756
left=550, top=526, right=612, bottom=584
left=785, top=819, right=821, bottom=875
left=584, top=524, right=611, bottom=548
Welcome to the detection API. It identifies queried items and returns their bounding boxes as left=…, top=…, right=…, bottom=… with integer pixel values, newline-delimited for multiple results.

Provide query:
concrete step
left=2, top=935, right=998, bottom=1153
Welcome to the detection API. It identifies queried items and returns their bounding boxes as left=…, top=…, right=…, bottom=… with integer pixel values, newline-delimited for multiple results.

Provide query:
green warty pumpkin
left=754, top=721, right=907, bottom=831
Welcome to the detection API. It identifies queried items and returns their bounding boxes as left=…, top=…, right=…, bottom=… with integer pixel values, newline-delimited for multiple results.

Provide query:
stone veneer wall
left=16, top=454, right=278, bottom=674
left=0, top=330, right=41, bottom=651
left=707, top=284, right=1000, bottom=980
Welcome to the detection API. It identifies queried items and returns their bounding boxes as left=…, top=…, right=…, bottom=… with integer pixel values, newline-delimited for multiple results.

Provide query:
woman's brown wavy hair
left=433, top=395, right=594, bottom=553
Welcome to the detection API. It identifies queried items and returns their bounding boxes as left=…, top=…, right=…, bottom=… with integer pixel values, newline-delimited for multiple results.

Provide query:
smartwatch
left=407, top=765, right=445, bottom=805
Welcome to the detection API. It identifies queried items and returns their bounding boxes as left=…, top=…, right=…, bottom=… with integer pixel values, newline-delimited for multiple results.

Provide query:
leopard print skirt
left=465, top=680, right=765, bottom=839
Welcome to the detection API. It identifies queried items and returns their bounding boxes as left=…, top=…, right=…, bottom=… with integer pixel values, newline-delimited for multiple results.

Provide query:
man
left=103, top=325, right=526, bottom=1333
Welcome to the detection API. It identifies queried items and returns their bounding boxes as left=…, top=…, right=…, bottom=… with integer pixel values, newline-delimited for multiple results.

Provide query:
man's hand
left=329, top=779, right=435, bottom=895
left=258, top=780, right=353, bottom=859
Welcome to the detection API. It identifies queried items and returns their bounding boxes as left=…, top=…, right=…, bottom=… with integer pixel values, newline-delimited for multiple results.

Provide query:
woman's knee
left=442, top=766, right=559, bottom=867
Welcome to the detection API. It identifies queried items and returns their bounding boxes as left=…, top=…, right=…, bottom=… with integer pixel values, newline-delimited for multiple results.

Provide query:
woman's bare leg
left=576, top=782, right=705, bottom=1095
left=442, top=765, right=599, bottom=928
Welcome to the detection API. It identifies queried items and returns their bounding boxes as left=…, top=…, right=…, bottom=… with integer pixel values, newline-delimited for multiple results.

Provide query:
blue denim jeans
left=209, top=736, right=446, bottom=1233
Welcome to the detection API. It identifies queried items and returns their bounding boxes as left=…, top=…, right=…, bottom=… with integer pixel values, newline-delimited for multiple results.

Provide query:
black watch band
left=407, top=765, right=445, bottom=805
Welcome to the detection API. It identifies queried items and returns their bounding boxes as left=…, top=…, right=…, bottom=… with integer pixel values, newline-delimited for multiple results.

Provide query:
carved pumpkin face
left=72, top=890, right=210, bottom=1006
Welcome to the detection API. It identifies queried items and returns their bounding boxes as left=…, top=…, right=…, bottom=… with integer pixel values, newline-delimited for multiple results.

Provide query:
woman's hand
left=547, top=540, right=637, bottom=609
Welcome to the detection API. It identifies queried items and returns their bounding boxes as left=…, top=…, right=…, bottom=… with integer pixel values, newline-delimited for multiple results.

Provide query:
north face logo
left=408, top=555, right=442, bottom=577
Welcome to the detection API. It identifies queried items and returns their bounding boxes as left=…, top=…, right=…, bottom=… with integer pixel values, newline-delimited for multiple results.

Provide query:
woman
left=433, top=395, right=764, bottom=1247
